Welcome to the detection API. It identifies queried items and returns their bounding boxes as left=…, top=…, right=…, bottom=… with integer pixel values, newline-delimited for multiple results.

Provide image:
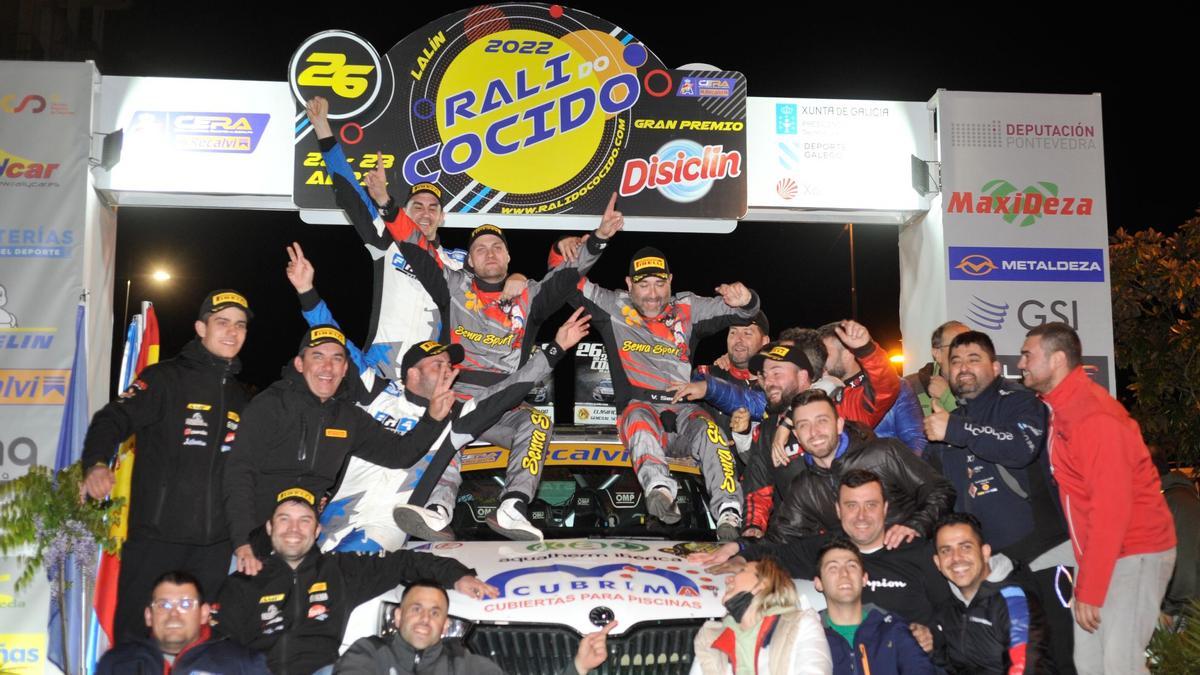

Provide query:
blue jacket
left=822, top=606, right=935, bottom=675
left=873, top=378, right=927, bottom=455
left=97, top=632, right=269, bottom=674
left=699, top=372, right=767, bottom=418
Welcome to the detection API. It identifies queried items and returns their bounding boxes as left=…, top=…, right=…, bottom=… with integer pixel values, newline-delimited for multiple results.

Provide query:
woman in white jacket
left=691, top=556, right=832, bottom=675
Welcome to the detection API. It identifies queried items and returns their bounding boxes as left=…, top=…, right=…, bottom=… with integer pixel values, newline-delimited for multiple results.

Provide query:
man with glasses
left=97, top=570, right=268, bottom=673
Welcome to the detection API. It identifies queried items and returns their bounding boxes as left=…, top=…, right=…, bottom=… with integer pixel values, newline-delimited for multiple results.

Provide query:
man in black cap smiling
left=82, top=289, right=253, bottom=642
left=569, top=246, right=761, bottom=540
left=223, top=323, right=460, bottom=575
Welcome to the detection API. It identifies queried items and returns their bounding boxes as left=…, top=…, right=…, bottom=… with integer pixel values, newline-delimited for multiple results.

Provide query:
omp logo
left=484, top=563, right=700, bottom=598
left=0, top=370, right=68, bottom=405
left=966, top=296, right=1009, bottom=331
left=949, top=247, right=1105, bottom=283
left=945, top=179, right=1094, bottom=227
left=955, top=255, right=997, bottom=277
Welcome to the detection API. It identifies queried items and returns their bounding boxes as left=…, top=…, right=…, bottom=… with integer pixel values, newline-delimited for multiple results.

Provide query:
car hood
left=406, top=538, right=727, bottom=636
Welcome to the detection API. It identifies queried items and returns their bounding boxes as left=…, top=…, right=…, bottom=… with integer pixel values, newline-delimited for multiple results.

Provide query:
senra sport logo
left=949, top=247, right=1105, bottom=282
left=946, top=179, right=1094, bottom=227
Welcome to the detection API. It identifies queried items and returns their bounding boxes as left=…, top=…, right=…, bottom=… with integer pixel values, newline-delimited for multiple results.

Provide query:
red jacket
left=1042, top=366, right=1176, bottom=606
left=838, top=342, right=901, bottom=427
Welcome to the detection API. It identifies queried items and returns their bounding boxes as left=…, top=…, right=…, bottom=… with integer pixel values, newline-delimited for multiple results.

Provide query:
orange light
left=889, top=353, right=905, bottom=364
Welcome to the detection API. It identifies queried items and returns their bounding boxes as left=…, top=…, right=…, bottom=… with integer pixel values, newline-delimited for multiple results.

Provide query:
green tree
left=1110, top=215, right=1200, bottom=467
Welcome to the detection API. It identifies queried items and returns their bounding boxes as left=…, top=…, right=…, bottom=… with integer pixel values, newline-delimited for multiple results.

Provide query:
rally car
left=336, top=427, right=729, bottom=674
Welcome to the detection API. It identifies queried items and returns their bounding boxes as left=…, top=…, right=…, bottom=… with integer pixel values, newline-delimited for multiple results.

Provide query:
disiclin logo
left=949, top=247, right=1105, bottom=282
left=619, top=141, right=742, bottom=202
left=129, top=112, right=270, bottom=153
left=945, top=179, right=1094, bottom=227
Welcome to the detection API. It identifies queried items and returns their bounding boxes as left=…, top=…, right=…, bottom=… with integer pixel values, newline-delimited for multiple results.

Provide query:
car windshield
left=445, top=429, right=718, bottom=543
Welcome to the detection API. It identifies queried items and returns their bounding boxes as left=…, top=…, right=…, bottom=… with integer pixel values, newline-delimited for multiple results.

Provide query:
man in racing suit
left=572, top=247, right=759, bottom=540
left=382, top=194, right=623, bottom=541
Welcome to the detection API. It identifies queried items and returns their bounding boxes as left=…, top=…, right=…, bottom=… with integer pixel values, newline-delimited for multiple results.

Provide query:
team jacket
left=318, top=136, right=466, bottom=381
left=932, top=554, right=1051, bottom=675
left=571, top=283, right=761, bottom=409
left=222, top=366, right=448, bottom=547
left=81, top=339, right=249, bottom=545
left=215, top=546, right=471, bottom=675
left=699, top=342, right=900, bottom=428
left=770, top=423, right=955, bottom=542
left=744, top=533, right=952, bottom=626
left=821, top=606, right=936, bottom=675
left=386, top=210, right=605, bottom=387
left=924, top=378, right=1067, bottom=562
left=1041, top=366, right=1177, bottom=606
left=96, top=628, right=268, bottom=675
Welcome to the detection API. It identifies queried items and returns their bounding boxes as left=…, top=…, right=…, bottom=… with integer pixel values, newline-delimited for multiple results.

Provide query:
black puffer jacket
left=217, top=546, right=471, bottom=675
left=82, top=339, right=248, bottom=545
left=771, top=422, right=955, bottom=540
left=223, top=365, right=448, bottom=546
left=96, top=630, right=268, bottom=674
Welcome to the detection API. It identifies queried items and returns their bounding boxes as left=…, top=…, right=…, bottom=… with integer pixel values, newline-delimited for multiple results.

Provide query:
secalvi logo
left=1017, top=299, right=1079, bottom=330
left=1, top=93, right=72, bottom=115
left=949, top=247, right=1105, bottom=283
left=0, top=370, right=69, bottom=405
left=619, top=141, right=742, bottom=203
left=0, top=149, right=61, bottom=187
left=129, top=111, right=270, bottom=153
left=966, top=296, right=1008, bottom=331
left=946, top=179, right=1094, bottom=227
left=0, top=226, right=74, bottom=259
left=484, top=563, right=700, bottom=599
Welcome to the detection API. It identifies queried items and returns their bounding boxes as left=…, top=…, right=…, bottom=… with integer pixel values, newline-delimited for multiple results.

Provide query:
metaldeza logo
left=949, top=247, right=1105, bottom=283
left=946, top=179, right=1094, bottom=227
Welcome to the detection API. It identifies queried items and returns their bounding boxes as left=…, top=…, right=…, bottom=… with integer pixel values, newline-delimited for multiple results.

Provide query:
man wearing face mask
left=691, top=556, right=831, bottom=674
left=571, top=247, right=760, bottom=540
left=335, top=581, right=614, bottom=674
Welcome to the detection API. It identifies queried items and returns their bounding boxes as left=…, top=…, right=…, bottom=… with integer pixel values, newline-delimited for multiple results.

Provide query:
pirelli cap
left=468, top=223, right=508, bottom=250
left=198, top=289, right=252, bottom=320
left=731, top=311, right=771, bottom=337
left=274, top=487, right=318, bottom=516
left=749, top=341, right=813, bottom=375
left=408, top=181, right=444, bottom=206
left=400, top=340, right=465, bottom=376
left=629, top=247, right=671, bottom=281
left=298, top=324, right=348, bottom=356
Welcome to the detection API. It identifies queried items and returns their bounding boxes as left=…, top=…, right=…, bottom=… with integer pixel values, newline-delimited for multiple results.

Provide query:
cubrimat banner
left=0, top=61, right=94, bottom=479
left=937, top=91, right=1113, bottom=392
left=290, top=4, right=747, bottom=219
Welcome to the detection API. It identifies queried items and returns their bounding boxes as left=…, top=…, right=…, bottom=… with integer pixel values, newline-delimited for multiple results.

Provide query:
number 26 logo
left=297, top=52, right=375, bottom=99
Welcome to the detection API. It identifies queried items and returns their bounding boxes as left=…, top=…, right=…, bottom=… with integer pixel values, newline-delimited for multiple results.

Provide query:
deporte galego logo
left=949, top=247, right=1105, bottom=282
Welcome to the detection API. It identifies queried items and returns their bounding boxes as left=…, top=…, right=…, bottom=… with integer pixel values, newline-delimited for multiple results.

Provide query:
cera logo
left=484, top=563, right=700, bottom=599
left=949, top=247, right=1105, bottom=283
left=130, top=111, right=270, bottom=153
left=619, top=141, right=742, bottom=203
left=946, top=179, right=1094, bottom=227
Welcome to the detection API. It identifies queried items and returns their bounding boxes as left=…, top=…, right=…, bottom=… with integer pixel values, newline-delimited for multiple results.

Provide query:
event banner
left=574, top=341, right=615, bottom=425
left=0, top=61, right=93, bottom=480
left=290, top=4, right=747, bottom=219
left=747, top=97, right=931, bottom=212
left=938, top=92, right=1113, bottom=391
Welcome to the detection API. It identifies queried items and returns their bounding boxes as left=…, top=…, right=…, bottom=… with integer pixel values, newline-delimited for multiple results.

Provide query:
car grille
left=468, top=622, right=701, bottom=675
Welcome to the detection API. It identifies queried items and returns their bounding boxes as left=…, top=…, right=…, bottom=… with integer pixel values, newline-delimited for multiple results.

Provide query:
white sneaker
left=646, top=487, right=682, bottom=525
left=393, top=504, right=455, bottom=542
left=486, top=498, right=543, bottom=541
left=715, top=508, right=742, bottom=541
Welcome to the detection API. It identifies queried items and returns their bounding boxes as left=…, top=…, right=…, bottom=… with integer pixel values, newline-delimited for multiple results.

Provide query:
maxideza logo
left=949, top=247, right=1105, bottom=283
left=946, top=179, right=1094, bottom=227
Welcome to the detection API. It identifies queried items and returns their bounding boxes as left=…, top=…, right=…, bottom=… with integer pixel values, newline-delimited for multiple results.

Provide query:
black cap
left=400, top=340, right=465, bottom=377
left=298, top=324, right=348, bottom=356
left=749, top=341, right=813, bottom=375
left=628, top=247, right=670, bottom=281
left=198, top=289, right=252, bottom=320
left=407, top=182, right=444, bottom=206
left=468, top=224, right=508, bottom=250
left=274, top=487, right=319, bottom=516
left=731, top=311, right=770, bottom=337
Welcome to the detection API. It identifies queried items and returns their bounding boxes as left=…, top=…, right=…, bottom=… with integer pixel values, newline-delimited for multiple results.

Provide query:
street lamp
left=122, top=268, right=173, bottom=330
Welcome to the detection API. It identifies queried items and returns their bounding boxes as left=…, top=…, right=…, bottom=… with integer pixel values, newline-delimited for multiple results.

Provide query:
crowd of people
left=80, top=97, right=1195, bottom=674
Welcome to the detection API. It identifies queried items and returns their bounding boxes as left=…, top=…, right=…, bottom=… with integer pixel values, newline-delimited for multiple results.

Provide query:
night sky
left=92, top=5, right=1199, bottom=399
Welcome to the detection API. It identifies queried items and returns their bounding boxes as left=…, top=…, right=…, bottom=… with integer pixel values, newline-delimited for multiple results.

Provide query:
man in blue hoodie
left=815, top=537, right=935, bottom=674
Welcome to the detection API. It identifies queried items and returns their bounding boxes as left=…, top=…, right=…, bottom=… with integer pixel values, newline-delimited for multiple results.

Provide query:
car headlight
left=443, top=616, right=474, bottom=640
